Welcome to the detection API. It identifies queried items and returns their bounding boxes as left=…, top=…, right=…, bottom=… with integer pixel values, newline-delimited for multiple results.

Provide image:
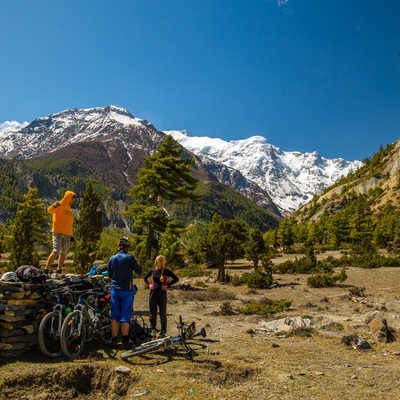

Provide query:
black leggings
left=149, top=290, right=167, bottom=332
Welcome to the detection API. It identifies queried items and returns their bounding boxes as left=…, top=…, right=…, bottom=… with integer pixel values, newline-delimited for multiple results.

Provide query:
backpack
left=15, top=265, right=46, bottom=284
left=129, top=316, right=152, bottom=344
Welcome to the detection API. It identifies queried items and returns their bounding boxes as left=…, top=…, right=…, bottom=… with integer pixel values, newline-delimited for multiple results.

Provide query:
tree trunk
left=146, top=227, right=154, bottom=260
left=217, top=263, right=225, bottom=283
left=253, top=258, right=259, bottom=272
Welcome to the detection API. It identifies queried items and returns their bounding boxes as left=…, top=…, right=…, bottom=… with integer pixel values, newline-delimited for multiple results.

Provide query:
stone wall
left=0, top=281, right=48, bottom=358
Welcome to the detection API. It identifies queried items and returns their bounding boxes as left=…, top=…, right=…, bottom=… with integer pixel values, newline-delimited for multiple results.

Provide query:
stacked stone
left=0, top=281, right=48, bottom=358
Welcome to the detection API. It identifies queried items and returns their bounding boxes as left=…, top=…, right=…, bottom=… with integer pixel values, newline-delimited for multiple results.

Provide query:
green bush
left=231, top=271, right=272, bottom=288
left=274, top=257, right=333, bottom=274
left=307, top=268, right=347, bottom=288
left=237, top=297, right=292, bottom=316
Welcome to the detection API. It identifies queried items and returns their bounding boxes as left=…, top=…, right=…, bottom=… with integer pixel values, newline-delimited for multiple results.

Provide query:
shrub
left=307, top=268, right=347, bottom=288
left=237, top=297, right=292, bottom=316
left=274, top=258, right=333, bottom=274
left=220, top=301, right=235, bottom=315
left=231, top=271, right=273, bottom=288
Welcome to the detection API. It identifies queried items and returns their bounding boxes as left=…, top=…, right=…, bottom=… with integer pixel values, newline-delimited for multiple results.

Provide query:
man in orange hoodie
left=44, top=190, right=76, bottom=275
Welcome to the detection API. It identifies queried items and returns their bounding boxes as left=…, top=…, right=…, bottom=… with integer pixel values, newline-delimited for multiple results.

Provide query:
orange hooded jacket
left=47, top=190, right=75, bottom=236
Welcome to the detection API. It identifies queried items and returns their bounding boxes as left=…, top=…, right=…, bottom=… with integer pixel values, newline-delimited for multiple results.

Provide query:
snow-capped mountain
left=0, top=105, right=159, bottom=159
left=166, top=130, right=363, bottom=215
left=0, top=105, right=362, bottom=216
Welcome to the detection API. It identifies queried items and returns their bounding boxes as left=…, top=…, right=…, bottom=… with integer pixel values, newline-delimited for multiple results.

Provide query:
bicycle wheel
left=99, top=305, right=112, bottom=344
left=38, top=311, right=63, bottom=358
left=60, top=310, right=86, bottom=359
left=120, top=340, right=166, bottom=360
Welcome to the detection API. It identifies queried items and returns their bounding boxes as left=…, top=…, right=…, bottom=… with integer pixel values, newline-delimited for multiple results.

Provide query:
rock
left=369, top=318, right=396, bottom=343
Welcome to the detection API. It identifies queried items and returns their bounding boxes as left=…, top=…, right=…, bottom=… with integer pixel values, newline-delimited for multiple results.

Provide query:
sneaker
left=158, top=330, right=166, bottom=338
left=44, top=268, right=49, bottom=275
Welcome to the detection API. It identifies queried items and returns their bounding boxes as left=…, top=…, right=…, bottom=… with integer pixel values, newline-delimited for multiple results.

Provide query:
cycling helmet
left=118, top=237, right=131, bottom=247
left=0, top=271, right=18, bottom=282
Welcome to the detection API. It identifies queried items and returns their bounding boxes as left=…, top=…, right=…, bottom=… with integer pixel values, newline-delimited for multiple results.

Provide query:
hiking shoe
left=109, top=338, right=119, bottom=349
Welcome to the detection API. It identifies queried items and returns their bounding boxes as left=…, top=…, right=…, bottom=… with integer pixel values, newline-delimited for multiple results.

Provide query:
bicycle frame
left=39, top=287, right=76, bottom=358
left=120, top=316, right=206, bottom=360
left=60, top=288, right=112, bottom=359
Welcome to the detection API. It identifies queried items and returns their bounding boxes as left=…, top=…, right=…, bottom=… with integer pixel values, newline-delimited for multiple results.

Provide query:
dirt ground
left=1, top=257, right=400, bottom=400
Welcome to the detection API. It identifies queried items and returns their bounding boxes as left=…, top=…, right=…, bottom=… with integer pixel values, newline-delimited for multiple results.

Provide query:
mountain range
left=0, top=105, right=363, bottom=217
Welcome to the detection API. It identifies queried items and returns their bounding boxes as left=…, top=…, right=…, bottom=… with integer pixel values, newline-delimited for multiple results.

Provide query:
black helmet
left=118, top=237, right=131, bottom=247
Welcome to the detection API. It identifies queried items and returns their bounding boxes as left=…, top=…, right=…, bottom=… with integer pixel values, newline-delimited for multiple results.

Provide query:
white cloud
left=0, top=120, right=29, bottom=132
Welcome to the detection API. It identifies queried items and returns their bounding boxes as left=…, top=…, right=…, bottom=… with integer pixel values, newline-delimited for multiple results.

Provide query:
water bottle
left=88, top=308, right=96, bottom=321
left=65, top=306, right=72, bottom=315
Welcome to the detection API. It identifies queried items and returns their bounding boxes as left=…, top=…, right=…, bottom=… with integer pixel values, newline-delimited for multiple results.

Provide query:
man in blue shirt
left=108, top=237, right=142, bottom=348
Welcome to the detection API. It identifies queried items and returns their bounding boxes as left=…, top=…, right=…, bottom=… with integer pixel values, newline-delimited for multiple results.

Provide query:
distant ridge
left=166, top=130, right=362, bottom=215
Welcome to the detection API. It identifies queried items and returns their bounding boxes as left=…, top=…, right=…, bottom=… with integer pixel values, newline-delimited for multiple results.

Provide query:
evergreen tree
left=73, top=182, right=104, bottom=273
left=277, top=218, right=294, bottom=250
left=9, top=187, right=49, bottom=268
left=126, top=136, right=198, bottom=261
left=158, top=223, right=182, bottom=264
left=204, top=214, right=247, bottom=282
left=244, top=227, right=268, bottom=271
left=328, top=211, right=350, bottom=247
left=349, top=195, right=374, bottom=253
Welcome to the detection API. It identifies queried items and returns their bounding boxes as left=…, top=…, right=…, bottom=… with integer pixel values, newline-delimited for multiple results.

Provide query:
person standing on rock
left=44, top=190, right=76, bottom=276
left=144, top=255, right=179, bottom=338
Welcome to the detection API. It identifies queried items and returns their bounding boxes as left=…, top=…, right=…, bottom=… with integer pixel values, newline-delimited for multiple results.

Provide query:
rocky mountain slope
left=0, top=105, right=362, bottom=216
left=167, top=130, right=362, bottom=215
left=294, top=140, right=400, bottom=221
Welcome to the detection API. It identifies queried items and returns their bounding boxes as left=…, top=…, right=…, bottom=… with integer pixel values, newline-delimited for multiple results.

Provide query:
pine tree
left=73, top=182, right=104, bottom=273
left=203, top=214, right=247, bottom=282
left=9, top=187, right=49, bottom=268
left=159, top=223, right=182, bottom=264
left=126, top=136, right=198, bottom=261
left=244, top=227, right=267, bottom=271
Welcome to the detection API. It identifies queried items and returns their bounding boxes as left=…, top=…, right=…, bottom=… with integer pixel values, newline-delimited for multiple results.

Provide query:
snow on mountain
left=0, top=120, right=30, bottom=156
left=166, top=130, right=363, bottom=215
left=0, top=105, right=363, bottom=216
left=0, top=105, right=153, bottom=159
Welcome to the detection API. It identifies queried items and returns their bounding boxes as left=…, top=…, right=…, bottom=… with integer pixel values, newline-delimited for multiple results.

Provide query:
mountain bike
left=38, top=286, right=76, bottom=358
left=120, top=315, right=206, bottom=360
left=60, top=288, right=112, bottom=359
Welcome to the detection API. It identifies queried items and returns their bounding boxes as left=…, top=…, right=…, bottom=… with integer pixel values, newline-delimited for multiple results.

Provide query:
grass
left=3, top=257, right=400, bottom=398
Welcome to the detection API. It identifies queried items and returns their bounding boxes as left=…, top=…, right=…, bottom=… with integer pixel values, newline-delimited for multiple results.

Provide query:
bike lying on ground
left=38, top=286, right=77, bottom=358
left=120, top=315, right=206, bottom=360
left=60, top=288, right=112, bottom=359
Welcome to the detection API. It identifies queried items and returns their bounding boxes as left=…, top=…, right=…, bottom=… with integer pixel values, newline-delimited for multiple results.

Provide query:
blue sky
left=1, top=0, right=400, bottom=161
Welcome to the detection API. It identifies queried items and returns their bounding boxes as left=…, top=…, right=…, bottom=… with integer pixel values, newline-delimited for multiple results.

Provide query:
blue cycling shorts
left=110, top=289, right=134, bottom=323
